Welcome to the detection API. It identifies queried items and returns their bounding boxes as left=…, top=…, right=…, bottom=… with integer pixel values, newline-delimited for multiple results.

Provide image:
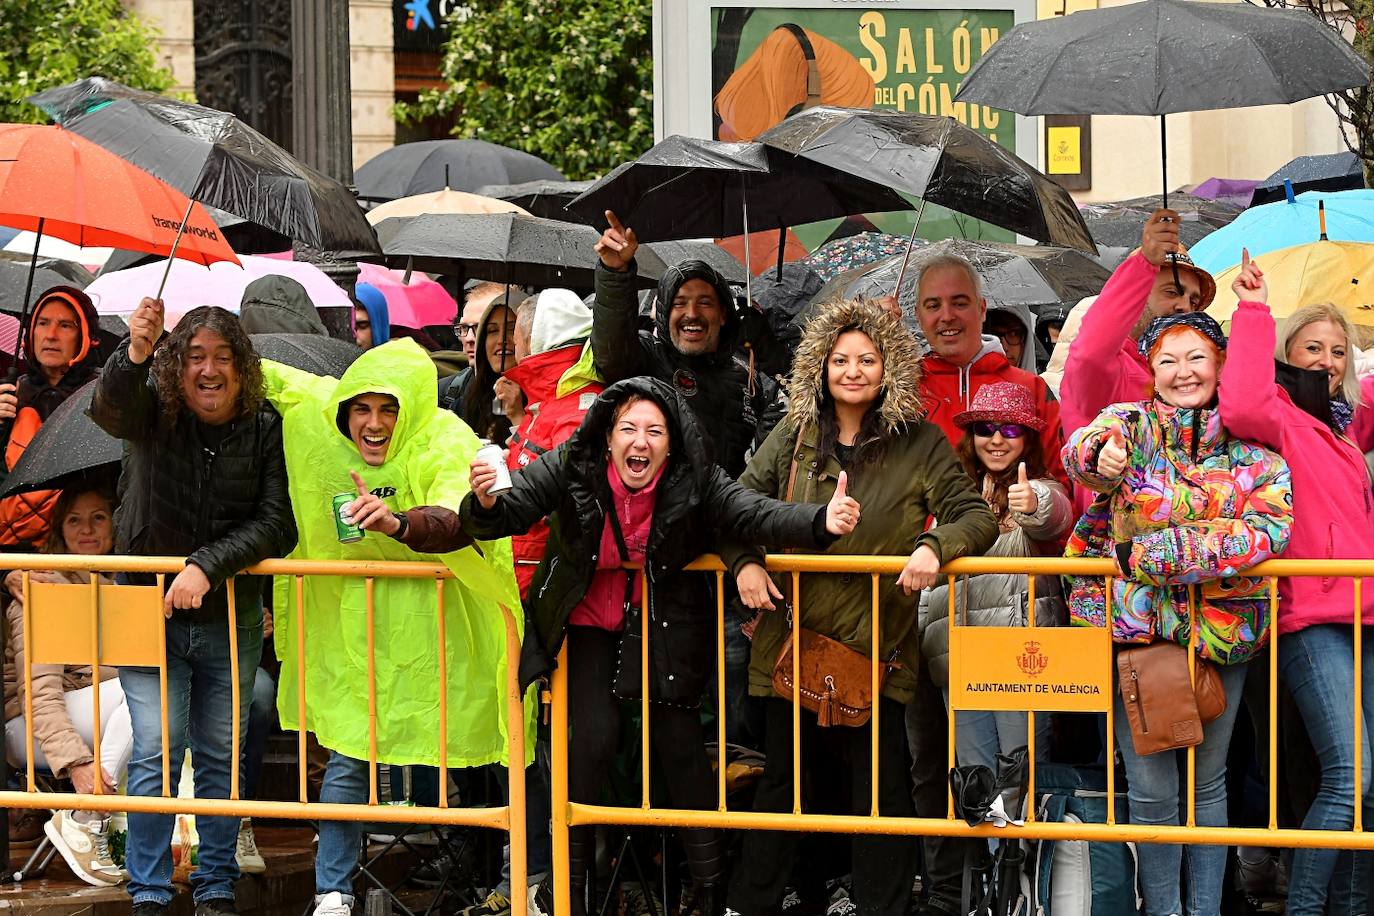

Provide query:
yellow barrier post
left=157, top=572, right=170, bottom=798
left=1357, top=577, right=1364, bottom=833
left=1105, top=573, right=1116, bottom=825
left=1269, top=578, right=1279, bottom=831
left=791, top=571, right=802, bottom=815
left=226, top=578, right=241, bottom=801
left=551, top=642, right=571, bottom=916
left=436, top=578, right=449, bottom=809
left=21, top=570, right=34, bottom=792
left=89, top=576, right=103, bottom=795
left=366, top=576, right=378, bottom=806
left=641, top=568, right=650, bottom=811
left=295, top=574, right=308, bottom=804
left=870, top=573, right=880, bottom=817
left=946, top=573, right=957, bottom=821
left=503, top=605, right=529, bottom=916
left=717, top=570, right=727, bottom=813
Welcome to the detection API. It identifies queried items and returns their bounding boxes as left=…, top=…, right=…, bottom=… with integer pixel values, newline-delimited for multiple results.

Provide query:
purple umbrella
left=1189, top=177, right=1261, bottom=209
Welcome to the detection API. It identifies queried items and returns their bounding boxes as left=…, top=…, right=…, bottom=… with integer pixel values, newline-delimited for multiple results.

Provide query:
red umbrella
left=0, top=123, right=239, bottom=361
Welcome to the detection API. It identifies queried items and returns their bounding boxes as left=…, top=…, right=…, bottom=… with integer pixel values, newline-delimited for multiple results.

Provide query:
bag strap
left=603, top=499, right=637, bottom=612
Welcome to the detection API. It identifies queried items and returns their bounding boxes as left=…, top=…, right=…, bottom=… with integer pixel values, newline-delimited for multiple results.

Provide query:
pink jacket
left=1342, top=375, right=1374, bottom=453
left=1060, top=253, right=1159, bottom=512
left=1219, top=301, right=1374, bottom=633
left=568, top=462, right=662, bottom=631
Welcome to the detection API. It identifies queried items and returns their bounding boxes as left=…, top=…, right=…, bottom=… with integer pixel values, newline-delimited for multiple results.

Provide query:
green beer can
left=333, top=492, right=364, bottom=543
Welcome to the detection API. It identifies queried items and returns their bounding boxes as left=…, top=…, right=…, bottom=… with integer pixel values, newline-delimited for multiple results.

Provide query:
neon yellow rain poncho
left=261, top=338, right=529, bottom=768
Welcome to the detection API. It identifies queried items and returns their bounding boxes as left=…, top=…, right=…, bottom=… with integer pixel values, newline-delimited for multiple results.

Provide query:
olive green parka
left=720, top=299, right=998, bottom=703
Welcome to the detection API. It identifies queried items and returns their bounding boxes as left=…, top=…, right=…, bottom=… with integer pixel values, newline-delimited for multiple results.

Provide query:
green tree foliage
left=396, top=0, right=653, bottom=180
left=0, top=0, right=175, bottom=124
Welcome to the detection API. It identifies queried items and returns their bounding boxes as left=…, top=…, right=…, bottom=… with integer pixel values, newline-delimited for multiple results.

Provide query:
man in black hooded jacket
left=593, top=211, right=784, bottom=478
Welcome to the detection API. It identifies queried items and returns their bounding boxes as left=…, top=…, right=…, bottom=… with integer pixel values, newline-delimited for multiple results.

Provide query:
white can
left=475, top=440, right=513, bottom=494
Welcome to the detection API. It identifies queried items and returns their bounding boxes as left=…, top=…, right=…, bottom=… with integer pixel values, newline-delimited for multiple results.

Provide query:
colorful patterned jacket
left=1062, top=400, right=1293, bottom=665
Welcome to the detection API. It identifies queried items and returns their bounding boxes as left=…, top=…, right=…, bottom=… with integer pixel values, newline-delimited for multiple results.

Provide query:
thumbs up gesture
left=1007, top=462, right=1039, bottom=516
left=1096, top=428, right=1130, bottom=480
left=825, top=471, right=862, bottom=536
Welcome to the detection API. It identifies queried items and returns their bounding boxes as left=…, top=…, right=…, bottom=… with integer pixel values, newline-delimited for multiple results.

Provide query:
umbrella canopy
left=0, top=333, right=361, bottom=498
left=756, top=107, right=1096, bottom=252
left=364, top=188, right=530, bottom=224
left=86, top=253, right=352, bottom=317
left=475, top=179, right=595, bottom=220
left=1080, top=193, right=1242, bottom=249
left=1207, top=240, right=1374, bottom=326
left=356, top=261, right=458, bottom=328
left=354, top=139, right=565, bottom=203
left=820, top=238, right=1111, bottom=317
left=641, top=241, right=748, bottom=284
left=29, top=77, right=382, bottom=261
left=3, top=232, right=114, bottom=270
left=378, top=212, right=704, bottom=291
left=566, top=134, right=911, bottom=242
left=1189, top=178, right=1262, bottom=209
left=0, top=124, right=238, bottom=267
left=956, top=0, right=1368, bottom=116
left=0, top=256, right=92, bottom=311
left=805, top=232, right=923, bottom=282
left=1189, top=189, right=1374, bottom=273
left=1251, top=151, right=1366, bottom=206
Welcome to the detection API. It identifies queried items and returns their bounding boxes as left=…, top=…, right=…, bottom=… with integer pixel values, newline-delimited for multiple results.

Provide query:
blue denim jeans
left=243, top=666, right=277, bottom=800
left=317, top=751, right=371, bottom=897
left=1278, top=624, right=1374, bottom=916
left=119, top=614, right=262, bottom=906
left=1112, top=660, right=1247, bottom=916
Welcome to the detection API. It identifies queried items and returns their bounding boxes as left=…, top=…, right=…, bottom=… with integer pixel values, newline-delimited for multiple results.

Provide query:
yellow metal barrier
left=549, top=554, right=1374, bottom=915
left=0, top=554, right=528, bottom=916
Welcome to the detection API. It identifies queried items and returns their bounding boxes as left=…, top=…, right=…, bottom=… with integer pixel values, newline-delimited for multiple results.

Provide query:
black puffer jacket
left=592, top=261, right=784, bottom=478
left=91, top=345, right=298, bottom=625
left=460, top=377, right=832, bottom=704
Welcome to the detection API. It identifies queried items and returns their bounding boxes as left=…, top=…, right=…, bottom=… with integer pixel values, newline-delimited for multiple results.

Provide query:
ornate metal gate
left=193, top=0, right=293, bottom=150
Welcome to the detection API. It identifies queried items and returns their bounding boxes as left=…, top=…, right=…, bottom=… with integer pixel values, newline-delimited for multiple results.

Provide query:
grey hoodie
left=239, top=275, right=328, bottom=335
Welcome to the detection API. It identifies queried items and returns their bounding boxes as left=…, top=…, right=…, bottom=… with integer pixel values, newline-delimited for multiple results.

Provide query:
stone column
left=292, top=0, right=360, bottom=340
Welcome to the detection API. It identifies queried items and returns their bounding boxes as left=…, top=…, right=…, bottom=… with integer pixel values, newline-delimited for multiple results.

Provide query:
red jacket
left=920, top=339, right=1069, bottom=489
left=503, top=345, right=604, bottom=598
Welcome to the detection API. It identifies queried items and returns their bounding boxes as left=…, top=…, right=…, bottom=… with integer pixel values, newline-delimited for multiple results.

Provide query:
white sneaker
left=236, top=817, right=266, bottom=875
left=313, top=891, right=354, bottom=916
left=45, top=809, right=124, bottom=886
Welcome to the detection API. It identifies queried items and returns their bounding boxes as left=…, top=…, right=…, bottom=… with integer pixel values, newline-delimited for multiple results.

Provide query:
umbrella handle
left=156, top=198, right=196, bottom=301
left=741, top=175, right=752, bottom=309
left=892, top=197, right=929, bottom=302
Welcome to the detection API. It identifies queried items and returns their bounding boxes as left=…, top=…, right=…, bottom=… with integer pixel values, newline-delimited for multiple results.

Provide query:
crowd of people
left=0, top=203, right=1367, bottom=916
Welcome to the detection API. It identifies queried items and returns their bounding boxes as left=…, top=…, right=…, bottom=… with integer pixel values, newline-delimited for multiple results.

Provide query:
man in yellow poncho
left=259, top=338, right=526, bottom=916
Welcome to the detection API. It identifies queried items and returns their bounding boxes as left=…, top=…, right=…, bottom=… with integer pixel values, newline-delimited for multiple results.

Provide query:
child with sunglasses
left=921, top=382, right=1073, bottom=804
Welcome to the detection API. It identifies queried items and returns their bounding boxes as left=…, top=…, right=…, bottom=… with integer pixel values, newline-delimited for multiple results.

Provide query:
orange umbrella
left=0, top=124, right=238, bottom=266
left=0, top=123, right=238, bottom=362
left=716, top=228, right=809, bottom=276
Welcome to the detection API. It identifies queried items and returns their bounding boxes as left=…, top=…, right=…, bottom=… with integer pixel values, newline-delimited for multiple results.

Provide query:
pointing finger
left=605, top=210, right=624, bottom=233
left=350, top=470, right=367, bottom=497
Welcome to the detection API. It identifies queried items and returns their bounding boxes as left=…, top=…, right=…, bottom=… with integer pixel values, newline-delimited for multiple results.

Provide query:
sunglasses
left=970, top=421, right=1028, bottom=439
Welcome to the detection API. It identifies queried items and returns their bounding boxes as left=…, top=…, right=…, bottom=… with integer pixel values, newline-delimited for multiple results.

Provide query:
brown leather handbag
left=1116, top=640, right=1226, bottom=756
left=768, top=435, right=892, bottom=727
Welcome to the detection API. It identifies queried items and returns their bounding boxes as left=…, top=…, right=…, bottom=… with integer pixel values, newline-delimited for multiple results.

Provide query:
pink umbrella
left=357, top=262, right=457, bottom=328
left=85, top=255, right=352, bottom=319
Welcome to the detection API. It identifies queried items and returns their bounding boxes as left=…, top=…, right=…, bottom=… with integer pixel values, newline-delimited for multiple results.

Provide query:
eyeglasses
left=994, top=327, right=1026, bottom=345
left=970, top=421, right=1027, bottom=439
left=455, top=322, right=478, bottom=339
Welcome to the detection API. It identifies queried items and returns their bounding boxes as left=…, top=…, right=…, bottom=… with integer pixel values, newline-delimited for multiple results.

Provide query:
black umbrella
left=642, top=240, right=748, bottom=285
left=0, top=333, right=364, bottom=498
left=28, top=77, right=381, bottom=262
left=0, top=380, right=112, bottom=498
left=378, top=212, right=654, bottom=291
left=814, top=238, right=1110, bottom=326
left=1080, top=193, right=1242, bottom=249
left=0, top=256, right=92, bottom=311
left=756, top=107, right=1095, bottom=253
left=1251, top=151, right=1366, bottom=206
left=475, top=179, right=595, bottom=220
left=566, top=135, right=911, bottom=242
left=355, top=140, right=565, bottom=204
left=956, top=0, right=1368, bottom=281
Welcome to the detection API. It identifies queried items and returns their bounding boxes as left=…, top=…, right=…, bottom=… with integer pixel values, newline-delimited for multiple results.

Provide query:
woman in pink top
left=1221, top=254, right=1374, bottom=916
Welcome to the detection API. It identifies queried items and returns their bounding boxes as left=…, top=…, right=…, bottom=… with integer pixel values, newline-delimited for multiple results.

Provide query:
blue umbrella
left=1189, top=189, right=1374, bottom=274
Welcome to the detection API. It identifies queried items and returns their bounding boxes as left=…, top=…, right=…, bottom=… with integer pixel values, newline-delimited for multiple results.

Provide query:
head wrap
left=1138, top=312, right=1227, bottom=362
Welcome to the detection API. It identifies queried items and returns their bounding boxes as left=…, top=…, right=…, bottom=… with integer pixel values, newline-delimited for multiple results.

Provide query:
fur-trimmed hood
left=784, top=297, right=924, bottom=434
